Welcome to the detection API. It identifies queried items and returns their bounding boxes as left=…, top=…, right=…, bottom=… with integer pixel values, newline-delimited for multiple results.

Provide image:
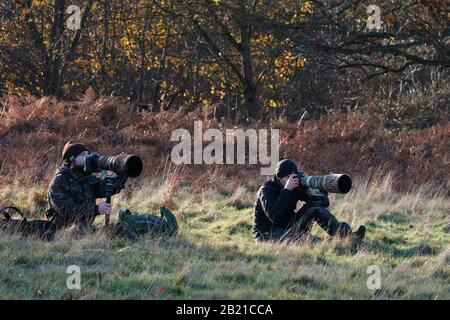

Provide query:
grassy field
left=0, top=173, right=449, bottom=299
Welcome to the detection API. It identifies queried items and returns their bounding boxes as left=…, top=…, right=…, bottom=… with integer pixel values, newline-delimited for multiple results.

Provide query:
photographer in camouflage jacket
left=46, top=141, right=131, bottom=237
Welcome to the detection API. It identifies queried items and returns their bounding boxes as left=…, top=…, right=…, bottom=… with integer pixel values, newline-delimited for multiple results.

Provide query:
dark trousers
left=49, top=213, right=97, bottom=235
left=257, top=205, right=351, bottom=242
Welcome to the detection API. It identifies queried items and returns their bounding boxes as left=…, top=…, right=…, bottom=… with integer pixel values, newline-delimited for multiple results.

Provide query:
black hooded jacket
left=253, top=176, right=310, bottom=237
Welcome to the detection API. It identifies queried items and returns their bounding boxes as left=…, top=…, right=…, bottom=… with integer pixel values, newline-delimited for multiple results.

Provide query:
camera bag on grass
left=0, top=205, right=178, bottom=242
left=118, top=206, right=178, bottom=238
left=0, top=206, right=55, bottom=241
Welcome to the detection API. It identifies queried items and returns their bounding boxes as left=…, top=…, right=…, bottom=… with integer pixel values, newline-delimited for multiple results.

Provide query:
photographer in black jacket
left=253, top=159, right=366, bottom=243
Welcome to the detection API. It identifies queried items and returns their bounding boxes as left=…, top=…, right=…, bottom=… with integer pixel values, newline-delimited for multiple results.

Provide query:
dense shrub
left=0, top=91, right=448, bottom=193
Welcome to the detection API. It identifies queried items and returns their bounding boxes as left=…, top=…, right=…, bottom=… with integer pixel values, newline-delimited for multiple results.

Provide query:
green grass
left=0, top=174, right=449, bottom=299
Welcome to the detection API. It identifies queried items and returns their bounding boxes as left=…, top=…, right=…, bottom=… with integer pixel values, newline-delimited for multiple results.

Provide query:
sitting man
left=253, top=159, right=366, bottom=243
left=45, top=141, right=133, bottom=238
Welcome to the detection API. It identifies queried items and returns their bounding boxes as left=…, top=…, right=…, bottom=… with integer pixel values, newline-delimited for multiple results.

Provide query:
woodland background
left=0, top=0, right=449, bottom=190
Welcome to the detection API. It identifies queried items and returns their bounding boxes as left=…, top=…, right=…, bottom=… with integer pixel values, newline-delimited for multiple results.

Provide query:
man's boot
left=351, top=225, right=366, bottom=240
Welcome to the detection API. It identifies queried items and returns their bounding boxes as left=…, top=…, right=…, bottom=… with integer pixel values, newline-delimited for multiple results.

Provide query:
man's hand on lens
left=98, top=202, right=112, bottom=216
left=285, top=173, right=299, bottom=191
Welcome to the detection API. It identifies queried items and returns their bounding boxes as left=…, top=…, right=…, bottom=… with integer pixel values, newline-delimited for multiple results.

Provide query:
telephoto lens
left=85, top=153, right=143, bottom=177
left=299, top=174, right=352, bottom=194
left=96, top=153, right=143, bottom=177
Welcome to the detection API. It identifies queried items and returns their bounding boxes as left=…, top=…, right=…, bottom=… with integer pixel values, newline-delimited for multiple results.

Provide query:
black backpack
left=0, top=206, right=55, bottom=241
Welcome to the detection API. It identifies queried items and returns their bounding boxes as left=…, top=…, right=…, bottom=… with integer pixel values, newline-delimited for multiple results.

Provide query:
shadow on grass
left=363, top=238, right=439, bottom=258
left=377, top=212, right=411, bottom=224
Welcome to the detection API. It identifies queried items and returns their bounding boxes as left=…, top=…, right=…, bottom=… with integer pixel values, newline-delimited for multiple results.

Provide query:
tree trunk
left=240, top=22, right=258, bottom=118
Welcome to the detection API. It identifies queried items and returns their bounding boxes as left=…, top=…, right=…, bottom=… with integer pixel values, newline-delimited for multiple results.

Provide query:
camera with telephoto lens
left=84, top=153, right=143, bottom=177
left=296, top=172, right=352, bottom=194
left=294, top=171, right=352, bottom=207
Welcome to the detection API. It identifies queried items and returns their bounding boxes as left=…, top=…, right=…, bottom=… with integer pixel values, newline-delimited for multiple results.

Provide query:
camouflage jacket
left=46, top=165, right=125, bottom=224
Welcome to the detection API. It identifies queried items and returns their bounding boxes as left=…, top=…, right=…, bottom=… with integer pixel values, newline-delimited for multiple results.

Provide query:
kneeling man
left=253, top=159, right=366, bottom=243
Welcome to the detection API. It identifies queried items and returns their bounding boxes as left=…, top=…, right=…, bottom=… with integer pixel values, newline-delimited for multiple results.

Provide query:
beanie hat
left=62, top=141, right=89, bottom=162
left=275, top=159, right=298, bottom=179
